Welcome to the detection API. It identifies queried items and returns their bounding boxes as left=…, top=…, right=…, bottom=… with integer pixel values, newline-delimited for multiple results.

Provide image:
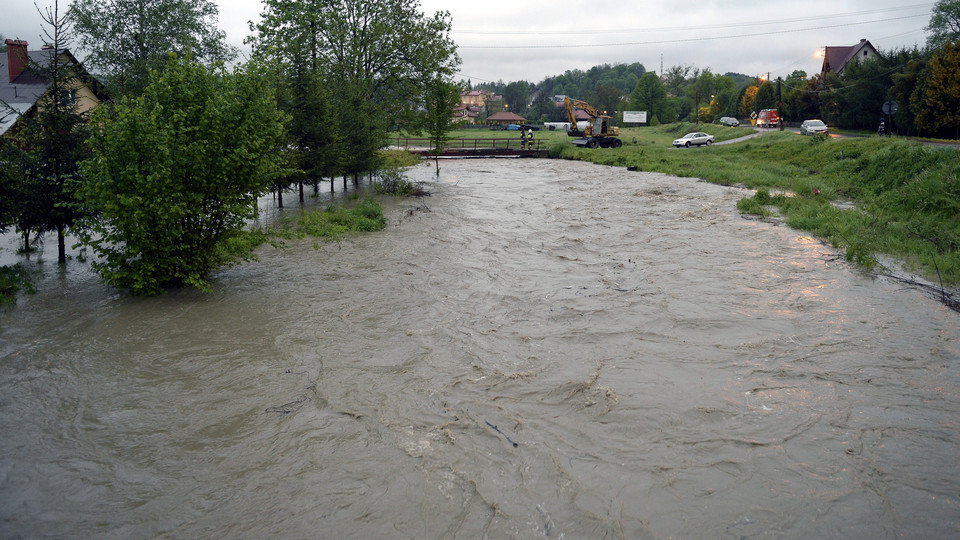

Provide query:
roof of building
left=822, top=39, right=878, bottom=75
left=1, top=44, right=108, bottom=136
left=486, top=111, right=526, bottom=122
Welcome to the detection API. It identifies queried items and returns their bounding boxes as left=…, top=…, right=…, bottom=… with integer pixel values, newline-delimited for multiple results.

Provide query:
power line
left=457, top=14, right=930, bottom=50
left=452, top=3, right=933, bottom=36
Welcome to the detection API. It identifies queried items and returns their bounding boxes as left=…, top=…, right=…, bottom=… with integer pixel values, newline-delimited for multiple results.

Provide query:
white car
left=800, top=119, right=828, bottom=135
left=672, top=132, right=714, bottom=148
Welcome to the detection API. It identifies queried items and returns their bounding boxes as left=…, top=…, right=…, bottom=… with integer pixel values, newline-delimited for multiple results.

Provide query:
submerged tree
left=421, top=76, right=462, bottom=176
left=7, top=1, right=91, bottom=263
left=77, top=54, right=286, bottom=295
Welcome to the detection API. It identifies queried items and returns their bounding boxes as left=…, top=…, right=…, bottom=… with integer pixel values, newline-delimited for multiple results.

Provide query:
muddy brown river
left=1, top=159, right=958, bottom=538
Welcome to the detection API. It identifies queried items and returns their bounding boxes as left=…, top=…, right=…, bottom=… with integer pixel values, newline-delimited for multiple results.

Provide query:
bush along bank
left=555, top=126, right=960, bottom=296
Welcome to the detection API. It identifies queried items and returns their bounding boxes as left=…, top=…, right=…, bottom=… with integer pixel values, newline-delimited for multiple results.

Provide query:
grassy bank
left=546, top=124, right=960, bottom=290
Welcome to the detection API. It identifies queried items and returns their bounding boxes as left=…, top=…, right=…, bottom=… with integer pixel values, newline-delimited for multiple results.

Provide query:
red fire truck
left=755, top=109, right=780, bottom=128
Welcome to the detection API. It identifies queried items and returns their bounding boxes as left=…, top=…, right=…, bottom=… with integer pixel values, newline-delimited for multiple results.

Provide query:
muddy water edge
left=1, top=159, right=958, bottom=538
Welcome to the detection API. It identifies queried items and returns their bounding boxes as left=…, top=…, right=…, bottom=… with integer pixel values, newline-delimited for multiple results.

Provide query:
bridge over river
left=392, top=135, right=546, bottom=157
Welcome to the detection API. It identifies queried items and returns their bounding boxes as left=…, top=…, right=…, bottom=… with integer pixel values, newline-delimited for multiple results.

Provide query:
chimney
left=6, top=39, right=29, bottom=83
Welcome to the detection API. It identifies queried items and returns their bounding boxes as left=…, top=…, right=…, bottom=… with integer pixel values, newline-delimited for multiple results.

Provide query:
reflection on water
left=1, top=159, right=958, bottom=538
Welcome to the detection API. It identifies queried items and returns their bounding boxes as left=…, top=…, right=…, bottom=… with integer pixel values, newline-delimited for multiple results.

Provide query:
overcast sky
left=2, top=0, right=934, bottom=85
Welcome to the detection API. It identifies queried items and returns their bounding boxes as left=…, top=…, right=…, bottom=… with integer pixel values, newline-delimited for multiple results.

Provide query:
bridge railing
left=391, top=136, right=544, bottom=153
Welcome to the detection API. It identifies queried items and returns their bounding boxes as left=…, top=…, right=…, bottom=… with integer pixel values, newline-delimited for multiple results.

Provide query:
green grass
left=274, top=197, right=387, bottom=240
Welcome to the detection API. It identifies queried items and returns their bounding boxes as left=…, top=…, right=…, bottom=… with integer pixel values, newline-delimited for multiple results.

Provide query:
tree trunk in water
left=330, top=177, right=334, bottom=192
left=278, top=187, right=284, bottom=209
left=353, top=172, right=359, bottom=186
left=58, top=225, right=66, bottom=265
left=299, top=181, right=304, bottom=203
left=343, top=175, right=347, bottom=190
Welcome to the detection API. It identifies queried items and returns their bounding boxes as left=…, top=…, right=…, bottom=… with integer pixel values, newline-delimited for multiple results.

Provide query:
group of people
left=520, top=128, right=535, bottom=150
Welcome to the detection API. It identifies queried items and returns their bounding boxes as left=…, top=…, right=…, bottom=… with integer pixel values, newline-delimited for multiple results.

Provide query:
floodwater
left=1, top=159, right=958, bottom=539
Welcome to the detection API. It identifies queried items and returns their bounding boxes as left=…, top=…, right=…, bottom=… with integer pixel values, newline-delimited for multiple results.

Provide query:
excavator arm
left=561, top=97, right=622, bottom=149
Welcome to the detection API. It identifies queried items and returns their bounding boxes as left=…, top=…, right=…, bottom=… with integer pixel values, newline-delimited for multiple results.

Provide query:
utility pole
left=777, top=76, right=783, bottom=131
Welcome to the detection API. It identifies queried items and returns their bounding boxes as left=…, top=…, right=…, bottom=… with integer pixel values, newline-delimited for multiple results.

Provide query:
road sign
left=882, top=101, right=898, bottom=115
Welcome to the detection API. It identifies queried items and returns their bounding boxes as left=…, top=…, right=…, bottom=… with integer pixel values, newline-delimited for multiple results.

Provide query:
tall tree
left=587, top=85, right=623, bottom=115
left=687, top=70, right=716, bottom=123
left=926, top=0, right=960, bottom=50
left=753, top=81, right=776, bottom=112
left=738, top=85, right=758, bottom=117
left=912, top=40, right=960, bottom=138
left=629, top=72, right=667, bottom=124
left=77, top=54, right=287, bottom=295
left=71, top=0, right=235, bottom=98
left=8, top=1, right=90, bottom=263
left=420, top=76, right=462, bottom=176
left=250, top=0, right=459, bottom=179
left=824, top=55, right=890, bottom=130
left=503, top=80, right=530, bottom=114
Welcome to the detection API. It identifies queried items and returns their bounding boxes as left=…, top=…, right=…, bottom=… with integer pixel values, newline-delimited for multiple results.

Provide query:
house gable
left=1, top=40, right=108, bottom=136
left=821, top=39, right=880, bottom=77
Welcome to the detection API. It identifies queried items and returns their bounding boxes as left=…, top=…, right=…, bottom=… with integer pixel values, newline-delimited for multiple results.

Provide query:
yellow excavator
left=563, top=97, right=622, bottom=148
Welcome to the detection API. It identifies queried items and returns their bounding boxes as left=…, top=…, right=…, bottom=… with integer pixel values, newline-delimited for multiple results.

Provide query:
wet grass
left=0, top=264, right=35, bottom=305
left=552, top=126, right=960, bottom=288
left=279, top=197, right=386, bottom=239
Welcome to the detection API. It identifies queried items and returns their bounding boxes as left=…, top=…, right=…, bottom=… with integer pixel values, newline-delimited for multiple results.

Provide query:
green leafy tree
left=913, top=40, right=960, bottom=138
left=586, top=85, right=622, bottom=116
left=712, top=75, right=737, bottom=118
left=71, top=0, right=235, bottom=98
left=250, top=0, right=459, bottom=181
left=687, top=70, right=716, bottom=122
left=629, top=72, right=667, bottom=124
left=6, top=1, right=91, bottom=262
left=753, top=81, right=776, bottom=111
left=77, top=54, right=287, bottom=295
left=824, top=56, right=890, bottom=129
left=663, top=65, right=691, bottom=97
left=889, top=47, right=926, bottom=136
left=503, top=80, right=530, bottom=115
left=420, top=77, right=462, bottom=175
left=926, top=0, right=960, bottom=49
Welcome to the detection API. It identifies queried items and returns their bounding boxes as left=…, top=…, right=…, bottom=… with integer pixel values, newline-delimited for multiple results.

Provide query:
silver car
left=672, top=132, right=715, bottom=147
left=719, top=116, right=740, bottom=127
left=800, top=119, right=828, bottom=135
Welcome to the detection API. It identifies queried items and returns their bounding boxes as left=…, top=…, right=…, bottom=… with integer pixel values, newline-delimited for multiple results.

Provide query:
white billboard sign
left=622, top=111, right=648, bottom=124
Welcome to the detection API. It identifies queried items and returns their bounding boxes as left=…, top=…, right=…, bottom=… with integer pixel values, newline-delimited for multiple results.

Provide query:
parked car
left=719, top=117, right=740, bottom=127
left=672, top=132, right=715, bottom=147
left=800, top=119, right=828, bottom=135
